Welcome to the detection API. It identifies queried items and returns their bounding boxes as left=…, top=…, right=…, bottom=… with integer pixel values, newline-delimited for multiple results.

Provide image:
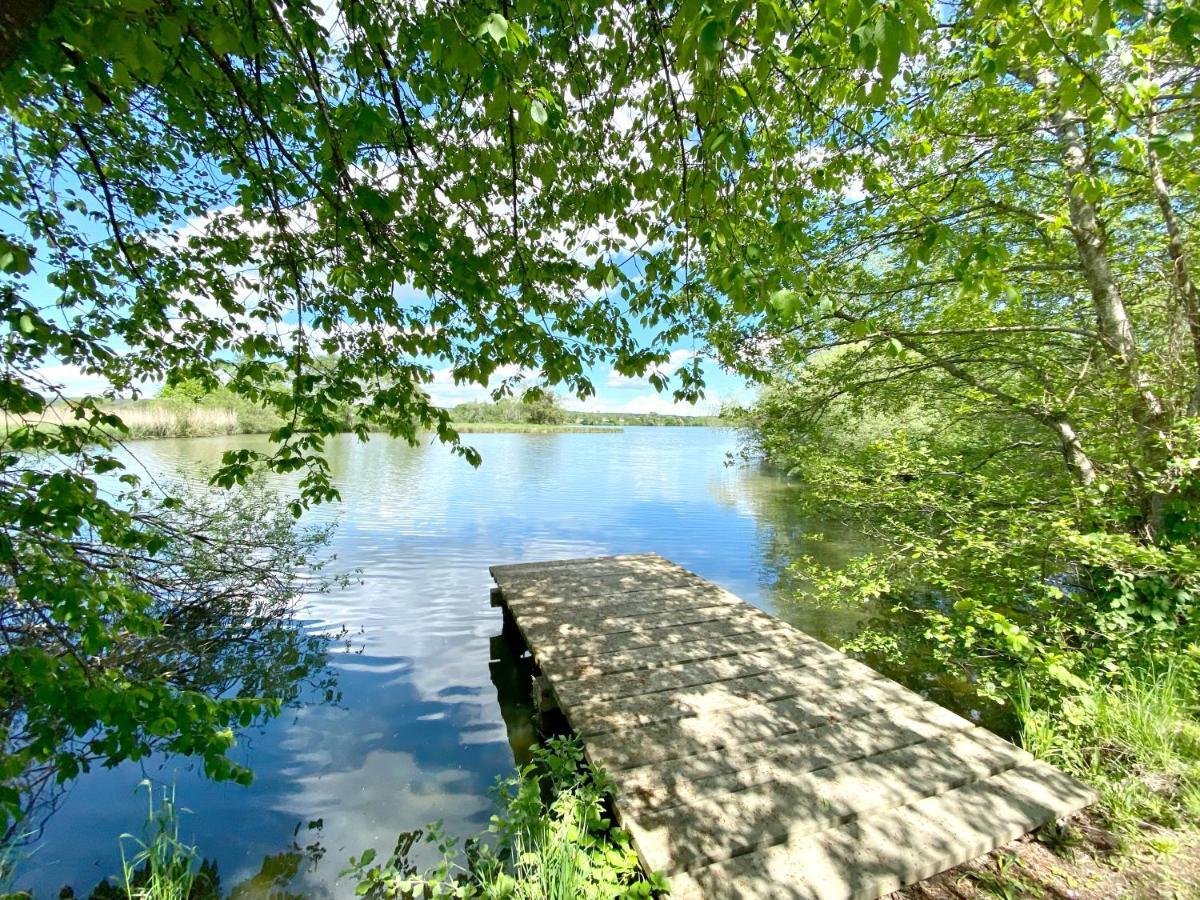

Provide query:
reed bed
left=2, top=401, right=277, bottom=441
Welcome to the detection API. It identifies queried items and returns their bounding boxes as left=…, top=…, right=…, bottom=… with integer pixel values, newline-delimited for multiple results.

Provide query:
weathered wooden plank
left=495, top=555, right=688, bottom=587
left=514, top=601, right=752, bottom=644
left=511, top=593, right=742, bottom=631
left=490, top=554, right=657, bottom=579
left=627, top=729, right=1034, bottom=871
left=500, top=571, right=708, bottom=600
left=529, top=607, right=786, bottom=662
left=502, top=581, right=741, bottom=616
left=564, top=656, right=895, bottom=738
left=550, top=640, right=862, bottom=708
left=540, top=626, right=824, bottom=681
left=582, top=679, right=923, bottom=771
left=668, top=763, right=1097, bottom=900
left=491, top=553, right=1097, bottom=900
left=614, top=703, right=973, bottom=813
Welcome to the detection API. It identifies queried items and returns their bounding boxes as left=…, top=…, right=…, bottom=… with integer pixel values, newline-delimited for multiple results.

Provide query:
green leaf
left=755, top=2, right=777, bottom=45
left=478, top=13, right=509, bottom=45
left=878, top=15, right=902, bottom=87
left=1047, top=663, right=1089, bottom=692
left=699, top=19, right=723, bottom=59
left=529, top=98, right=548, bottom=125
left=769, top=288, right=799, bottom=316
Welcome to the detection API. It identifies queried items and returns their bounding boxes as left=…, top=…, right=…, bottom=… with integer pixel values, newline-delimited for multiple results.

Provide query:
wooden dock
left=489, top=553, right=1096, bottom=900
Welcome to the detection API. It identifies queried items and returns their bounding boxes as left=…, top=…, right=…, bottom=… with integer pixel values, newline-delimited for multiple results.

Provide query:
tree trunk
left=1049, top=414, right=1097, bottom=485
left=889, top=333, right=1097, bottom=485
left=1050, top=107, right=1166, bottom=537
left=1145, top=109, right=1200, bottom=414
left=1051, top=110, right=1164, bottom=426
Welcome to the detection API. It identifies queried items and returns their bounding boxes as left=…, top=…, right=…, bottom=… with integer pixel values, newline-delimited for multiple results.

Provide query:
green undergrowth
left=344, top=736, right=665, bottom=899
left=1016, top=660, right=1200, bottom=842
left=5, top=738, right=662, bottom=900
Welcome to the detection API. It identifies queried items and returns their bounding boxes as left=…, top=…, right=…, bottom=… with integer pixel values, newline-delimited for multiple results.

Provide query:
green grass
left=1016, top=661, right=1200, bottom=836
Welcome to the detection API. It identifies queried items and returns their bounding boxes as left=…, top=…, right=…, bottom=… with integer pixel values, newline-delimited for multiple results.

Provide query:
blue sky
left=421, top=349, right=752, bottom=415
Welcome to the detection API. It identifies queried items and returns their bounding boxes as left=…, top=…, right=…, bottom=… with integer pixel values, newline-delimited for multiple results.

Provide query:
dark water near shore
left=13, top=427, right=993, bottom=897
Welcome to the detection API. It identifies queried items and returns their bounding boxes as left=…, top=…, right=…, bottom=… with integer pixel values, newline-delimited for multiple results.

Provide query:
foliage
left=342, top=736, right=665, bottom=899
left=1, top=0, right=711, bottom=506
left=450, top=393, right=568, bottom=427
left=967, top=851, right=1042, bottom=900
left=2, top=0, right=1198, bottom=868
left=720, top=0, right=1200, bottom=722
left=1, top=0, right=720, bottom=837
left=739, top=358, right=1200, bottom=704
left=0, top=476, right=343, bottom=838
left=450, top=396, right=720, bottom=428
left=562, top=412, right=719, bottom=428
left=1016, top=662, right=1200, bottom=835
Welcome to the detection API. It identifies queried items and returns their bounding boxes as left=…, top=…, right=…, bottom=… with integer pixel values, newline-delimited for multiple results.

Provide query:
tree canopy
left=718, top=0, right=1200, bottom=701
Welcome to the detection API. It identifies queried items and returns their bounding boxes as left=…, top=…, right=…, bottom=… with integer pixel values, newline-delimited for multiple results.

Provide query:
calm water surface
left=14, top=427, right=962, bottom=896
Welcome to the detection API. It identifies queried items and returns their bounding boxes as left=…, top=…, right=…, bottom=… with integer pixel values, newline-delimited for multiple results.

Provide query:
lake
left=12, top=426, right=975, bottom=897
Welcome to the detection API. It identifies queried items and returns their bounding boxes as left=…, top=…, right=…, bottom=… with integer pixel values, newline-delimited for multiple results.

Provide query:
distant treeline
left=449, top=397, right=722, bottom=427
left=12, top=385, right=722, bottom=442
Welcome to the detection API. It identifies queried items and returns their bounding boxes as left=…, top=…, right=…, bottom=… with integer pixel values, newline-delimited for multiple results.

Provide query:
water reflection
left=488, top=613, right=539, bottom=767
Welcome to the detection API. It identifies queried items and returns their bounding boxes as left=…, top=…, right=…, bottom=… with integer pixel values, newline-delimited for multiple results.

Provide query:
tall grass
left=117, top=782, right=207, bottom=900
left=113, top=404, right=242, bottom=439
left=2, top=400, right=281, bottom=441
left=498, top=781, right=627, bottom=899
left=1016, top=662, right=1200, bottom=835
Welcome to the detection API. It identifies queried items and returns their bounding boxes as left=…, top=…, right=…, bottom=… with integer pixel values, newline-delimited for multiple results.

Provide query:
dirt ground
left=889, top=813, right=1200, bottom=899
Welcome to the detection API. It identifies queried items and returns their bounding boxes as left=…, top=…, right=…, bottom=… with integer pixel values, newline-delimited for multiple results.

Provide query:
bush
left=738, top=358, right=1200, bottom=709
left=0, top=476, right=343, bottom=836
left=450, top=393, right=567, bottom=427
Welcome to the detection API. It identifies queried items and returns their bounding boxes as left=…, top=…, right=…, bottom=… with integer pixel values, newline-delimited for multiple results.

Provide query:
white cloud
left=423, top=364, right=542, bottom=408
left=566, top=390, right=721, bottom=417
left=28, top=363, right=112, bottom=397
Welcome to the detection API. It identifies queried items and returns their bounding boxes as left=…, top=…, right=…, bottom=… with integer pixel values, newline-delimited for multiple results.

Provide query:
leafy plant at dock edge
left=342, top=736, right=667, bottom=899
